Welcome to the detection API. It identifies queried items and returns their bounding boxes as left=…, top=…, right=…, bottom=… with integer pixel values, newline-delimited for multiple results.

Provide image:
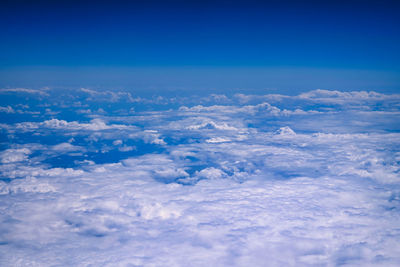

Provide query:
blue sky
left=1, top=0, right=400, bottom=92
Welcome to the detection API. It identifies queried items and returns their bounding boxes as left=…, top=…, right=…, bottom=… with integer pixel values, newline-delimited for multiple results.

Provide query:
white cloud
left=81, top=88, right=141, bottom=103
left=138, top=130, right=167, bottom=145
left=196, top=167, right=227, bottom=179
left=297, top=89, right=400, bottom=105
left=0, top=148, right=31, bottom=164
left=205, top=137, right=231, bottom=143
left=112, top=139, right=123, bottom=146
left=15, top=118, right=132, bottom=132
left=187, top=121, right=238, bottom=131
left=0, top=106, right=15, bottom=113
left=118, top=145, right=135, bottom=152
left=0, top=87, right=49, bottom=96
left=51, top=142, right=83, bottom=152
left=275, top=126, right=296, bottom=136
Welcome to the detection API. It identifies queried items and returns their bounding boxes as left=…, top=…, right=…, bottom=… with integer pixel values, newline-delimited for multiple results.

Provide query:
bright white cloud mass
left=0, top=88, right=400, bottom=266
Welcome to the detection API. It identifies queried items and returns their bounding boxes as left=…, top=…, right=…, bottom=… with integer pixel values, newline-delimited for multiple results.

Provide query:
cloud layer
left=0, top=88, right=399, bottom=266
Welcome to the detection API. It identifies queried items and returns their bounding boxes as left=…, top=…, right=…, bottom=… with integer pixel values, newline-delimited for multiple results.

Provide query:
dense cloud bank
left=1, top=88, right=400, bottom=266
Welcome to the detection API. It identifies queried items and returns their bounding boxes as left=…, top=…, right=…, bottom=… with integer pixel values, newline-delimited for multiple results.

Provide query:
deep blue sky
left=1, top=0, right=399, bottom=93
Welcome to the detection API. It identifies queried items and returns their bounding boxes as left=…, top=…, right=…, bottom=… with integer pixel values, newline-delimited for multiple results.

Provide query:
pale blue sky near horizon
left=1, top=66, right=400, bottom=96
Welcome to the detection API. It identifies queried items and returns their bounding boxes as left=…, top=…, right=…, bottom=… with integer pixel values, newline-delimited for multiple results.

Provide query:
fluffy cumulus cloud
left=0, top=89, right=400, bottom=266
